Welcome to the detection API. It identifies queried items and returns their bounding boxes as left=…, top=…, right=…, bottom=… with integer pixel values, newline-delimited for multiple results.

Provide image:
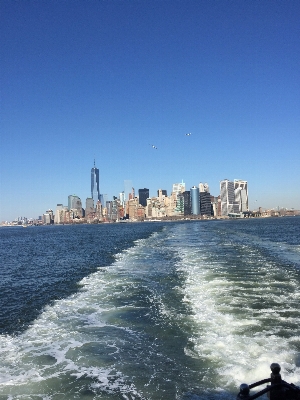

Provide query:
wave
left=0, top=222, right=299, bottom=399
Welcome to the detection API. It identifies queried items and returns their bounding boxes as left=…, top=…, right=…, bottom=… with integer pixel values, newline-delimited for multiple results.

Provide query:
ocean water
left=0, top=218, right=299, bottom=399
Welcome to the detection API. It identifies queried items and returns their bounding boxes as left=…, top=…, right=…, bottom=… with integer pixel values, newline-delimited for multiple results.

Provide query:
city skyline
left=5, top=171, right=300, bottom=224
left=1, top=1, right=300, bottom=222
left=3, top=163, right=299, bottom=223
left=1, top=159, right=299, bottom=222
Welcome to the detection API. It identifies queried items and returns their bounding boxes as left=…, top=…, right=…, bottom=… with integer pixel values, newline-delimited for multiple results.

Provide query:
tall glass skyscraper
left=190, top=186, right=200, bottom=215
left=68, top=194, right=83, bottom=217
left=182, top=191, right=191, bottom=216
left=138, top=188, right=149, bottom=207
left=91, top=160, right=101, bottom=207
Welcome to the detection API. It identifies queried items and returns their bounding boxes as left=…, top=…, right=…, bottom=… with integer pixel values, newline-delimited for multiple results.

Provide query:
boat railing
left=236, top=363, right=300, bottom=399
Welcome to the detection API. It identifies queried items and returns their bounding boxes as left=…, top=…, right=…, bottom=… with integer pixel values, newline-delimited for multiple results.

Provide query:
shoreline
left=1, top=213, right=299, bottom=228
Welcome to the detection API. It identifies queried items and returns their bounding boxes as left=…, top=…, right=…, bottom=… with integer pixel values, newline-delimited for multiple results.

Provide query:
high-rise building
left=234, top=180, right=248, bottom=212
left=68, top=195, right=83, bottom=217
left=157, top=189, right=167, bottom=197
left=172, top=181, right=185, bottom=195
left=119, top=191, right=125, bottom=207
left=128, top=197, right=139, bottom=220
left=129, top=187, right=135, bottom=200
left=199, top=182, right=212, bottom=216
left=54, top=204, right=68, bottom=224
left=210, top=196, right=219, bottom=217
left=182, top=191, right=191, bottom=216
left=95, top=200, right=102, bottom=220
left=199, top=182, right=210, bottom=193
left=174, top=193, right=184, bottom=214
left=105, top=199, right=118, bottom=221
left=138, top=188, right=149, bottom=207
left=200, top=192, right=212, bottom=216
left=190, top=186, right=200, bottom=215
left=85, top=198, right=94, bottom=218
left=68, top=194, right=80, bottom=210
left=91, top=160, right=102, bottom=207
left=43, top=209, right=54, bottom=224
left=173, top=181, right=185, bottom=215
left=220, top=179, right=237, bottom=216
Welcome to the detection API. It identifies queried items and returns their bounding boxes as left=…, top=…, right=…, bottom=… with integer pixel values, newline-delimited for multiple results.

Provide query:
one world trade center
left=91, top=160, right=103, bottom=207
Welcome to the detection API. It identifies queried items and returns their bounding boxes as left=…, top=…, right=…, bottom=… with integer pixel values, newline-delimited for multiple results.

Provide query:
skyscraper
left=85, top=197, right=94, bottom=218
left=129, top=187, right=135, bottom=200
left=190, top=186, right=200, bottom=215
left=174, top=193, right=184, bottom=215
left=91, top=160, right=102, bottom=207
left=68, top=195, right=83, bottom=218
left=138, top=188, right=149, bottom=207
left=119, top=191, right=125, bottom=207
left=199, top=182, right=212, bottom=216
left=234, top=179, right=248, bottom=212
left=172, top=181, right=185, bottom=195
left=68, top=194, right=81, bottom=211
left=182, top=191, right=191, bottom=216
left=220, top=179, right=240, bottom=215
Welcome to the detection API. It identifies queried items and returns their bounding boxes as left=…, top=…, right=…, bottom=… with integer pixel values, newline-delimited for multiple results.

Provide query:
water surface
left=0, top=218, right=299, bottom=399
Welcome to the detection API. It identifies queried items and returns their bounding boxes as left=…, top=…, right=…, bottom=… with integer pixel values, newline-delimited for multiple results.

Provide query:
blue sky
left=1, top=0, right=299, bottom=221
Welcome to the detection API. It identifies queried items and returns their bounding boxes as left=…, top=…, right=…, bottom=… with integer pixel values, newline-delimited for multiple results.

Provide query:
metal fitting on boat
left=237, top=383, right=250, bottom=399
left=236, top=363, right=300, bottom=400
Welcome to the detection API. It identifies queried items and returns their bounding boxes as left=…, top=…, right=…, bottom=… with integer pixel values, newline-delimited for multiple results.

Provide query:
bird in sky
left=185, top=133, right=192, bottom=136
left=150, top=144, right=158, bottom=149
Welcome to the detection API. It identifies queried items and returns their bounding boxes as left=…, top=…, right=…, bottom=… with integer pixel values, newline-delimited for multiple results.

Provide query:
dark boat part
left=237, top=363, right=300, bottom=399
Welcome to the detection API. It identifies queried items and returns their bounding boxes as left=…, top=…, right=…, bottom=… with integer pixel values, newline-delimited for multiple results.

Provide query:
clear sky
left=1, top=0, right=299, bottom=221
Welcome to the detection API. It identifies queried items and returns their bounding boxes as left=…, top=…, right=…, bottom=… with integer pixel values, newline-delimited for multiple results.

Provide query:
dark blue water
left=0, top=223, right=164, bottom=335
left=0, top=218, right=299, bottom=399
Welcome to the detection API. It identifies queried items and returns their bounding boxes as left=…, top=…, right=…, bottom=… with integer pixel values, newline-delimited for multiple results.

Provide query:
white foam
left=176, top=242, right=300, bottom=390
left=0, top=230, right=169, bottom=398
left=1, top=224, right=299, bottom=398
left=0, top=256, right=141, bottom=396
